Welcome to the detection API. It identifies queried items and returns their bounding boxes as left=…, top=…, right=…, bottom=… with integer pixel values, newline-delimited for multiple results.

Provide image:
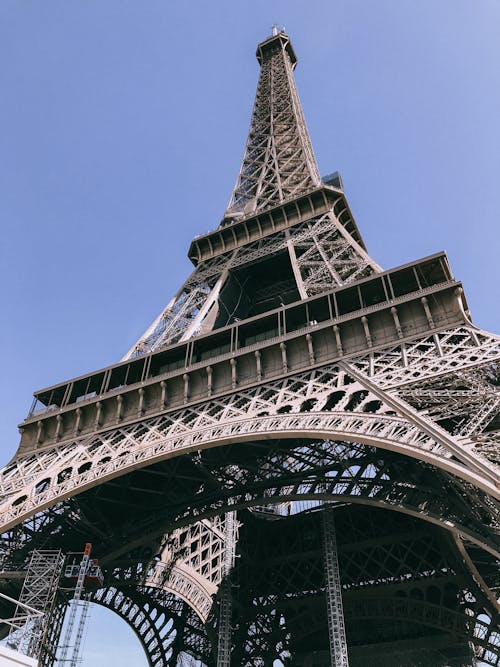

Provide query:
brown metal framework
left=0, top=29, right=498, bottom=667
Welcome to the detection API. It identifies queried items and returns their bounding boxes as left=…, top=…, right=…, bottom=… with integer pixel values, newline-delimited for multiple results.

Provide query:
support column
left=217, top=510, right=237, bottom=667
left=322, top=506, right=349, bottom=667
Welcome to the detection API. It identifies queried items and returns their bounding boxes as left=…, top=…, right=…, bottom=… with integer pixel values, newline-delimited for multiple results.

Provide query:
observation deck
left=17, top=252, right=467, bottom=455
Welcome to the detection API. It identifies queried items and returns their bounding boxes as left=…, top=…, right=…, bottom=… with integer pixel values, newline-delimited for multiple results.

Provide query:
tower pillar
left=216, top=510, right=237, bottom=667
left=322, top=506, right=349, bottom=667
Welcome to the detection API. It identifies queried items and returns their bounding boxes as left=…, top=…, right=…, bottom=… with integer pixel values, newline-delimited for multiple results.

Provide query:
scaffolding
left=7, top=549, right=64, bottom=660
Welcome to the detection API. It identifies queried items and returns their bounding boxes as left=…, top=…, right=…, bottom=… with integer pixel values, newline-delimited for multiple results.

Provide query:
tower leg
left=216, top=511, right=236, bottom=667
left=322, top=506, right=349, bottom=667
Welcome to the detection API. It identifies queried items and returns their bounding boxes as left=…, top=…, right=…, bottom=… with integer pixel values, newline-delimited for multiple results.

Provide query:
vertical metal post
left=217, top=510, right=236, bottom=667
left=59, top=543, right=92, bottom=664
left=70, top=594, right=91, bottom=667
left=322, top=506, right=349, bottom=667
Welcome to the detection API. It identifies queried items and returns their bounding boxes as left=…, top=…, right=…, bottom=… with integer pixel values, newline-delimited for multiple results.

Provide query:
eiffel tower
left=0, top=28, right=499, bottom=667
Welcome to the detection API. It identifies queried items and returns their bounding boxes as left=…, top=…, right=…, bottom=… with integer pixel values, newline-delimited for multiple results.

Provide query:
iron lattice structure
left=0, top=29, right=499, bottom=666
left=6, top=550, right=64, bottom=660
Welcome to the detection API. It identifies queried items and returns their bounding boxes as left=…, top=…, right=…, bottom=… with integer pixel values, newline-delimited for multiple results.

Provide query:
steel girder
left=1, top=330, right=499, bottom=663
left=88, top=586, right=211, bottom=666
left=224, top=507, right=498, bottom=666
left=1, top=333, right=498, bottom=664
left=2, top=437, right=498, bottom=664
left=226, top=31, right=320, bottom=217
left=38, top=586, right=213, bottom=667
left=2, top=28, right=500, bottom=667
left=1, top=327, right=498, bottom=536
left=123, top=209, right=378, bottom=358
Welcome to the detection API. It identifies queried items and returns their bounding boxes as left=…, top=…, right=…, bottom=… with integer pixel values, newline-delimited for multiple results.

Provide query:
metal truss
left=8, top=550, right=64, bottom=659
left=322, top=507, right=349, bottom=667
left=216, top=510, right=236, bottom=667
left=90, top=587, right=177, bottom=665
left=123, top=279, right=215, bottom=359
left=227, top=505, right=498, bottom=666
left=349, top=326, right=500, bottom=391
left=123, top=29, right=380, bottom=359
left=346, top=326, right=500, bottom=466
left=1, top=324, right=498, bottom=664
left=22, top=434, right=489, bottom=580
left=58, top=544, right=92, bottom=666
left=86, top=433, right=497, bottom=661
left=231, top=601, right=292, bottom=666
left=11, top=434, right=490, bottom=665
left=396, top=363, right=499, bottom=447
left=1, top=327, right=498, bottom=538
left=145, top=518, right=226, bottom=622
left=85, top=586, right=213, bottom=666
left=4, top=438, right=497, bottom=662
left=39, top=595, right=66, bottom=667
left=161, top=440, right=499, bottom=555
left=2, top=28, right=500, bottom=667
left=347, top=596, right=499, bottom=666
left=2, top=445, right=498, bottom=663
left=290, top=213, right=377, bottom=295
left=124, top=209, right=379, bottom=359
left=226, top=30, right=320, bottom=217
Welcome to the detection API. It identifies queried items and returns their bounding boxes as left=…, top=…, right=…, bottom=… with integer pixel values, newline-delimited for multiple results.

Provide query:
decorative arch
left=85, top=438, right=498, bottom=562
left=0, top=409, right=498, bottom=535
left=147, top=562, right=216, bottom=624
left=87, top=586, right=212, bottom=667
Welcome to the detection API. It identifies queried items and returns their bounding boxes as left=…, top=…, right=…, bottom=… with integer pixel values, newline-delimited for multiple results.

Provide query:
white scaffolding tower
left=6, top=549, right=64, bottom=661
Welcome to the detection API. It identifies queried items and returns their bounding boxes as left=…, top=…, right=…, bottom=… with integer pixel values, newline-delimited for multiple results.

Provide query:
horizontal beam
left=189, top=187, right=354, bottom=264
left=18, top=282, right=465, bottom=454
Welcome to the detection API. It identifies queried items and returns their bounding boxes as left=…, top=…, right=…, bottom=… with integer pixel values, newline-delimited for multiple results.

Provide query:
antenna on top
left=271, top=24, right=286, bottom=37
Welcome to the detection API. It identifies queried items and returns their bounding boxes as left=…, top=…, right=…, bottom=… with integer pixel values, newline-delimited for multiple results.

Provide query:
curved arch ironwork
left=87, top=438, right=498, bottom=561
left=0, top=409, right=498, bottom=536
left=87, top=586, right=212, bottom=667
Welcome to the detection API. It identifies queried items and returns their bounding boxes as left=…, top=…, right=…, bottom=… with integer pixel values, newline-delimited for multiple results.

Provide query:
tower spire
left=225, top=31, right=321, bottom=221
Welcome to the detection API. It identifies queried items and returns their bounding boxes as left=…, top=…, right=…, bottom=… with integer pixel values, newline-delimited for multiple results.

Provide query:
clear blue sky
left=1, top=1, right=499, bottom=663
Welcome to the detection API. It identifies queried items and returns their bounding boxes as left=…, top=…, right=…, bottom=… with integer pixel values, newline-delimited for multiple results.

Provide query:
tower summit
left=124, top=30, right=378, bottom=359
left=225, top=29, right=320, bottom=220
left=0, top=31, right=498, bottom=667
